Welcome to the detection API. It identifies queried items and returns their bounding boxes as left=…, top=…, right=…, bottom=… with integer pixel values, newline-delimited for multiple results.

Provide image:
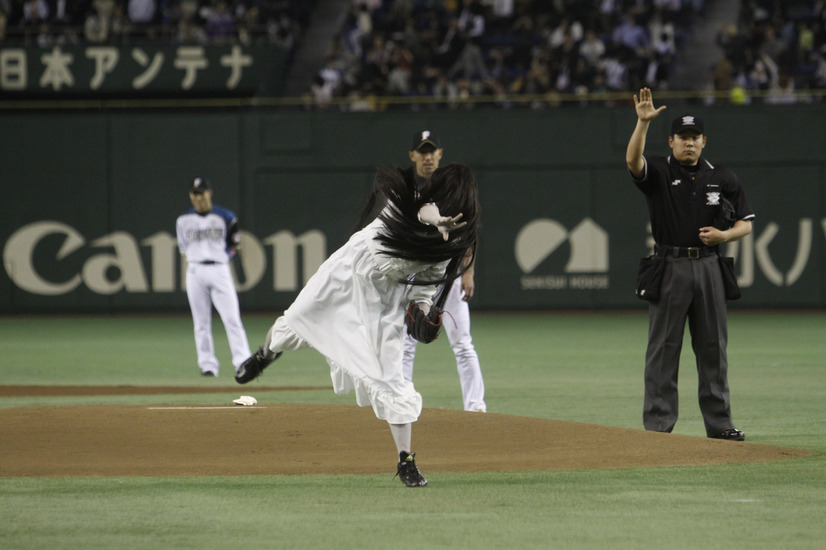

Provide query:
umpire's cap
left=670, top=115, right=704, bottom=136
left=191, top=177, right=211, bottom=193
left=411, top=130, right=442, bottom=151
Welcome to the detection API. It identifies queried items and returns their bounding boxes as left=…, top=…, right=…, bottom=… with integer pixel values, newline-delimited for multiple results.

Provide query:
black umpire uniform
left=632, top=121, right=755, bottom=439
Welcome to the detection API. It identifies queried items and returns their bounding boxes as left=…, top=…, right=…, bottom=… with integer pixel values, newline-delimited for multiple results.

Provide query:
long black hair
left=370, top=163, right=480, bottom=308
left=353, top=166, right=419, bottom=233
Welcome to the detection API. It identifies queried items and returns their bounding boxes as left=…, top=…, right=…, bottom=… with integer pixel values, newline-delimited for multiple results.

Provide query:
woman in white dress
left=236, top=163, right=480, bottom=487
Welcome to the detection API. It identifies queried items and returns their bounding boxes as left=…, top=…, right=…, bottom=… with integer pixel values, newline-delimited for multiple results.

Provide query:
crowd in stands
left=0, top=0, right=312, bottom=63
left=307, top=0, right=708, bottom=110
left=711, top=0, right=826, bottom=104
left=3, top=1, right=826, bottom=107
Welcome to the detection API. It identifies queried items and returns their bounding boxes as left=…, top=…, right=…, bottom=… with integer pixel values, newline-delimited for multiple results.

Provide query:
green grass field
left=1, top=310, right=825, bottom=549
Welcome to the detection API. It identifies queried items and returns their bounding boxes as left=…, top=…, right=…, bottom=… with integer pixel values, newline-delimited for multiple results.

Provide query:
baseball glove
left=405, top=302, right=443, bottom=343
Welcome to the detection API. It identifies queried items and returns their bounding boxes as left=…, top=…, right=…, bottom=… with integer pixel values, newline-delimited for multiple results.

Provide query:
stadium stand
left=301, top=0, right=826, bottom=110
left=0, top=0, right=314, bottom=65
left=1, top=0, right=824, bottom=106
left=301, top=0, right=708, bottom=110
left=710, top=0, right=826, bottom=104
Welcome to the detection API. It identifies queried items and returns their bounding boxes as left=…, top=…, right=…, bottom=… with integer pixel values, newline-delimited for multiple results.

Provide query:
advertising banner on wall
left=3, top=178, right=824, bottom=313
left=0, top=44, right=285, bottom=97
left=1, top=108, right=824, bottom=313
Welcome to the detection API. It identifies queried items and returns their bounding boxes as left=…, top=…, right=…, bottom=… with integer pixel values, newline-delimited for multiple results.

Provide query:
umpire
left=626, top=88, right=755, bottom=441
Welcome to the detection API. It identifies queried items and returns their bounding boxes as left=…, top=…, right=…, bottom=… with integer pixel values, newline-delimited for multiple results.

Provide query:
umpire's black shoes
left=710, top=428, right=746, bottom=441
left=235, top=347, right=281, bottom=384
left=395, top=451, right=428, bottom=487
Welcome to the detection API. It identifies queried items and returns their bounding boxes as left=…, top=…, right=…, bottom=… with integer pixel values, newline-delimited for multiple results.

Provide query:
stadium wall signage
left=1, top=106, right=824, bottom=311
left=0, top=45, right=284, bottom=97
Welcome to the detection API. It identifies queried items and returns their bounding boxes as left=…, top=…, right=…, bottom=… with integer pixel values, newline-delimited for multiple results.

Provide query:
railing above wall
left=1, top=87, right=825, bottom=111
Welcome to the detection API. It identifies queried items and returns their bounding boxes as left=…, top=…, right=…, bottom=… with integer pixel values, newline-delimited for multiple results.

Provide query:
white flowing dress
left=271, top=217, right=448, bottom=424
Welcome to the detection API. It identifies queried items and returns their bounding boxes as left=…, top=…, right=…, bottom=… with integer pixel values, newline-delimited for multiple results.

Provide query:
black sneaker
left=395, top=451, right=428, bottom=487
left=710, top=428, right=745, bottom=441
left=235, top=347, right=281, bottom=384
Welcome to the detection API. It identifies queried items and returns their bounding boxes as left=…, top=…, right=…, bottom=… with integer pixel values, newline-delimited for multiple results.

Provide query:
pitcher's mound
left=0, top=403, right=812, bottom=477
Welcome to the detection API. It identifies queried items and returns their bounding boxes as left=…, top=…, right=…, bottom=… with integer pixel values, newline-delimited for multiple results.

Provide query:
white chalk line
left=147, top=406, right=266, bottom=410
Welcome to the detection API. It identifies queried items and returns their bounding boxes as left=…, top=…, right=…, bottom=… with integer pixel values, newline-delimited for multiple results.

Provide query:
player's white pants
left=402, top=277, right=486, bottom=412
left=186, top=263, right=251, bottom=374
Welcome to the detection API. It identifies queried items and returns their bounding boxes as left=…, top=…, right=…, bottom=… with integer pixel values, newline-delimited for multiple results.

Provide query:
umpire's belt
left=655, top=244, right=717, bottom=259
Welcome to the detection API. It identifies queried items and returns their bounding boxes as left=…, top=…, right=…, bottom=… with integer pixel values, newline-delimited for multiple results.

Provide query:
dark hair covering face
left=372, top=163, right=480, bottom=308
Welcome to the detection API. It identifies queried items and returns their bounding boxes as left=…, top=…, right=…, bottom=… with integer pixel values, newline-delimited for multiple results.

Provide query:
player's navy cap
left=411, top=130, right=442, bottom=151
left=191, top=177, right=211, bottom=193
left=670, top=114, right=704, bottom=135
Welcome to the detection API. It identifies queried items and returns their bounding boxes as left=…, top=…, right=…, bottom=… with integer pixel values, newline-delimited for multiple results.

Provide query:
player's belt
left=655, top=245, right=717, bottom=259
left=196, top=260, right=219, bottom=265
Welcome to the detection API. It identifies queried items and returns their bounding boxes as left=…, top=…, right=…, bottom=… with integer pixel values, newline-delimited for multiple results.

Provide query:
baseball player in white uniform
left=402, top=131, right=487, bottom=412
left=176, top=177, right=251, bottom=377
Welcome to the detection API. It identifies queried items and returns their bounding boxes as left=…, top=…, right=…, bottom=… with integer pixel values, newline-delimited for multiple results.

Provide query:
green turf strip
left=2, top=311, right=824, bottom=549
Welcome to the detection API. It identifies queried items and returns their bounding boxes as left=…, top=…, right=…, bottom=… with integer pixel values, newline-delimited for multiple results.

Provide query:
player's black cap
left=191, top=177, right=211, bottom=193
left=411, top=130, right=442, bottom=151
left=670, top=115, right=704, bottom=135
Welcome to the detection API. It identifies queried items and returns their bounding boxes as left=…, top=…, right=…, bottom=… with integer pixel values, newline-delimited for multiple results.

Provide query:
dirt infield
left=0, top=386, right=813, bottom=477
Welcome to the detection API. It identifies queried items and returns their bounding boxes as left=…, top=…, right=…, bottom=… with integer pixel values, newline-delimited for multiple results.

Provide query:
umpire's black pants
left=643, top=254, right=736, bottom=436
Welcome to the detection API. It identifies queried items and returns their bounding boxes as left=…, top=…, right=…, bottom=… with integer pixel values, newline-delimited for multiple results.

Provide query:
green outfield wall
left=1, top=104, right=825, bottom=313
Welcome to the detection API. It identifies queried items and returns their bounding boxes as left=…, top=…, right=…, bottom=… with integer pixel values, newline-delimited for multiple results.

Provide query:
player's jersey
left=176, top=206, right=239, bottom=264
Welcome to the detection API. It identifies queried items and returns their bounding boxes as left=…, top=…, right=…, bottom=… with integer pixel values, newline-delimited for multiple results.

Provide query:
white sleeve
left=175, top=217, right=186, bottom=255
left=406, top=261, right=449, bottom=306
